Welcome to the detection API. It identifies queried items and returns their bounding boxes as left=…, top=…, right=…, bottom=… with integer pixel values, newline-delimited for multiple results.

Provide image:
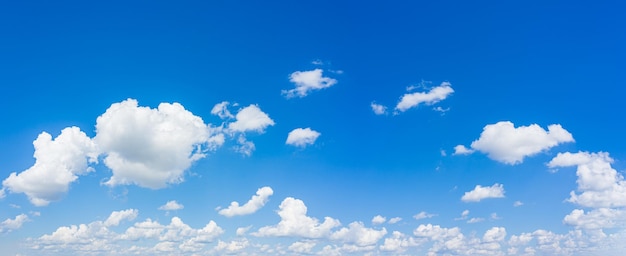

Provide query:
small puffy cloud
left=483, top=227, right=507, bottom=242
left=513, top=201, right=524, bottom=207
left=388, top=217, right=402, bottom=224
left=453, top=145, right=474, bottom=155
left=228, top=104, right=275, bottom=133
left=2, top=127, right=97, bottom=206
left=218, top=186, right=273, bottom=217
left=286, top=128, right=321, bottom=148
left=253, top=197, right=340, bottom=238
left=211, top=101, right=234, bottom=119
left=462, top=183, right=505, bottom=202
left=413, top=211, right=436, bottom=220
left=371, top=215, right=386, bottom=225
left=455, top=210, right=470, bottom=221
left=289, top=241, right=316, bottom=254
left=371, top=102, right=387, bottom=115
left=395, top=81, right=454, bottom=112
left=104, top=209, right=138, bottom=227
left=282, top=69, right=337, bottom=98
left=563, top=208, right=626, bottom=230
left=379, top=231, right=421, bottom=252
left=548, top=151, right=626, bottom=208
left=236, top=226, right=252, bottom=236
left=159, top=200, right=184, bottom=211
left=213, top=239, right=249, bottom=254
left=330, top=221, right=387, bottom=246
left=468, top=121, right=574, bottom=165
left=0, top=214, right=30, bottom=233
left=94, top=99, right=217, bottom=189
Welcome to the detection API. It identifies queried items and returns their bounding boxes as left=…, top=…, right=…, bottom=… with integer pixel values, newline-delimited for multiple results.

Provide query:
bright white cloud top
left=285, top=128, right=321, bottom=147
left=218, top=186, right=273, bottom=217
left=227, top=104, right=275, bottom=133
left=2, top=127, right=97, bottom=206
left=395, top=81, right=454, bottom=112
left=457, top=121, right=574, bottom=165
left=94, top=99, right=218, bottom=189
left=461, top=183, right=505, bottom=202
left=282, top=69, right=337, bottom=98
left=253, top=197, right=341, bottom=238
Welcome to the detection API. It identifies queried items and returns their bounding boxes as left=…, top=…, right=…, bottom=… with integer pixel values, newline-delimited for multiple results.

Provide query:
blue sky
left=1, top=1, right=625, bottom=255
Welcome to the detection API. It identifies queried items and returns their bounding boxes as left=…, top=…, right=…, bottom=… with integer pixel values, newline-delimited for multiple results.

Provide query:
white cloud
left=468, top=121, right=574, bottom=165
left=0, top=188, right=4, bottom=199
left=379, top=231, right=422, bottom=252
left=370, top=102, right=387, bottom=115
left=453, top=145, right=474, bottom=155
left=211, top=101, right=234, bottom=119
left=286, top=128, right=321, bottom=147
left=483, top=227, right=507, bottom=242
left=282, top=69, right=337, bottom=98
left=0, top=214, right=30, bottom=233
left=467, top=217, right=485, bottom=224
left=213, top=239, right=249, bottom=254
left=228, top=104, right=275, bottom=133
left=94, top=99, right=219, bottom=189
left=330, top=221, right=387, bottom=246
left=234, top=135, right=256, bottom=157
left=289, top=241, right=316, bottom=254
left=104, top=209, right=138, bottom=227
left=236, top=226, right=252, bottom=236
left=2, top=127, right=97, bottom=206
left=395, top=81, right=454, bottom=112
left=158, top=200, right=184, bottom=211
left=462, top=183, right=505, bottom=202
left=513, top=201, right=524, bottom=207
left=563, top=208, right=626, bottom=230
left=413, top=211, right=436, bottom=220
left=218, top=186, right=273, bottom=217
left=253, top=197, right=340, bottom=238
left=388, top=217, right=402, bottom=224
left=371, top=215, right=386, bottom=225
left=548, top=151, right=626, bottom=208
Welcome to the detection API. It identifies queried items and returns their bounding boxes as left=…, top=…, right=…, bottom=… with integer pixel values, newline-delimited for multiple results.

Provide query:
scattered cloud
left=453, top=145, right=475, bottom=155
left=395, top=81, right=454, bottom=112
left=466, top=121, right=574, bottom=165
left=289, top=240, right=317, bottom=254
left=371, top=215, right=386, bottom=225
left=158, top=200, right=184, bottom=211
left=513, top=201, right=524, bottom=207
left=370, top=102, right=388, bottom=115
left=2, top=127, right=97, bottom=206
left=236, top=226, right=252, bottom=236
left=282, top=69, right=337, bottom=98
left=379, top=231, right=422, bottom=253
left=330, top=221, right=387, bottom=246
left=228, top=104, right=275, bottom=133
left=211, top=101, right=234, bottom=119
left=462, top=183, right=505, bottom=202
left=455, top=210, right=470, bottom=221
left=0, top=214, right=30, bottom=233
left=253, top=197, right=340, bottom=238
left=218, top=186, right=273, bottom=217
left=234, top=135, right=256, bottom=157
left=94, top=99, right=219, bottom=189
left=467, top=217, right=485, bottom=224
left=104, top=209, right=138, bottom=227
left=563, top=208, right=626, bottom=230
left=413, top=211, right=436, bottom=220
left=388, top=217, right=402, bottom=224
left=285, top=128, right=321, bottom=148
left=548, top=151, right=626, bottom=208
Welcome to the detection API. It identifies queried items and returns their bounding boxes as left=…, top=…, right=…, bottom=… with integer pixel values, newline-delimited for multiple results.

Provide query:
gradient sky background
left=1, top=1, right=625, bottom=255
